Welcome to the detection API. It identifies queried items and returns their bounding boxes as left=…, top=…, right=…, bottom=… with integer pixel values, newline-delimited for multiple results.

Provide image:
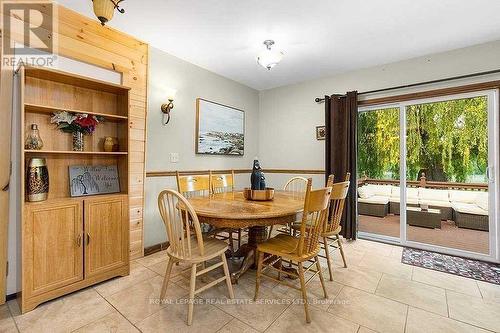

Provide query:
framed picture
left=316, top=126, right=326, bottom=140
left=196, top=98, right=244, bottom=155
left=69, top=165, right=120, bottom=197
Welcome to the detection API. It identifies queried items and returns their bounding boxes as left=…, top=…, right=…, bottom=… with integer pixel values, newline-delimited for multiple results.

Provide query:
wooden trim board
left=359, top=81, right=500, bottom=106
left=146, top=169, right=326, bottom=177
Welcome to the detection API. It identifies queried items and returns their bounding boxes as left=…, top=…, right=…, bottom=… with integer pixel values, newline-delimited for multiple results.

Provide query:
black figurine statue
left=251, top=159, right=266, bottom=190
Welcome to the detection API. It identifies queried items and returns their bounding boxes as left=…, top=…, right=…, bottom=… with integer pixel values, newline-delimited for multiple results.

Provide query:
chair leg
left=298, top=263, right=311, bottom=323
left=315, top=256, right=328, bottom=299
left=323, top=236, right=334, bottom=281
left=254, top=251, right=264, bottom=301
left=187, top=263, right=197, bottom=326
left=337, top=234, right=348, bottom=268
left=160, top=258, right=174, bottom=299
left=221, top=253, right=234, bottom=299
left=237, top=229, right=242, bottom=249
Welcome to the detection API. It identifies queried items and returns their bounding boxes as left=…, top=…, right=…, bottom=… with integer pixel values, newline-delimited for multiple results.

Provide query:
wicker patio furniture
left=454, top=210, right=489, bottom=231
left=406, top=207, right=441, bottom=229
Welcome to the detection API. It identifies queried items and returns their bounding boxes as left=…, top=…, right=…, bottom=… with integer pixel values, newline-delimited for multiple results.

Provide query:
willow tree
left=358, top=96, right=488, bottom=183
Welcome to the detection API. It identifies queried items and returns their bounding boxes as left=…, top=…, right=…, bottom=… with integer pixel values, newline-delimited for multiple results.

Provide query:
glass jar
left=24, top=124, right=44, bottom=150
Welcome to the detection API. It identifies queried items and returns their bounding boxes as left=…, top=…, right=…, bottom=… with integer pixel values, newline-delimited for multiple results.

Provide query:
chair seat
left=290, top=221, right=341, bottom=237
left=167, top=237, right=228, bottom=263
left=257, top=234, right=319, bottom=261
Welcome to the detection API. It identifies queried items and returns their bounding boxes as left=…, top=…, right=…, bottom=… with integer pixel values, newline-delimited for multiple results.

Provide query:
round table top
left=187, top=191, right=304, bottom=228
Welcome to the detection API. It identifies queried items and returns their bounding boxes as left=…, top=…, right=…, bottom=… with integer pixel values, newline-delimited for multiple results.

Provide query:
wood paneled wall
left=0, top=4, right=148, bottom=302
left=0, top=33, right=14, bottom=304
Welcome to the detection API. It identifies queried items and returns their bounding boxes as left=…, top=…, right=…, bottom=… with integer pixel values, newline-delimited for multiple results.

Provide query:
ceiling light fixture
left=257, top=40, right=283, bottom=71
left=92, top=0, right=125, bottom=26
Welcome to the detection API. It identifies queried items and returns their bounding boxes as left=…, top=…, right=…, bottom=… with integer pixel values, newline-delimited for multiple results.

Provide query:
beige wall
left=258, top=40, right=500, bottom=184
left=144, top=47, right=259, bottom=247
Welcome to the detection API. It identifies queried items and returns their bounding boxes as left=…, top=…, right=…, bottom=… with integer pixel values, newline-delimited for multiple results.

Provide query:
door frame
left=358, top=89, right=500, bottom=263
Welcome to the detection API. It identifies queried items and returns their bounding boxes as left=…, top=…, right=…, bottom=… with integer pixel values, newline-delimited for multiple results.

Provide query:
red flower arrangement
left=50, top=111, right=103, bottom=135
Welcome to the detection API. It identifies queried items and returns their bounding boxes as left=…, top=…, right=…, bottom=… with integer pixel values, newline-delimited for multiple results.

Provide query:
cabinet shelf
left=24, top=150, right=128, bottom=155
left=25, top=103, right=129, bottom=122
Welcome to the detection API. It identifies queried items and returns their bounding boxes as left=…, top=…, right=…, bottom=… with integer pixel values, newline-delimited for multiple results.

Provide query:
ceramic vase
left=26, top=158, right=49, bottom=202
left=104, top=137, right=114, bottom=152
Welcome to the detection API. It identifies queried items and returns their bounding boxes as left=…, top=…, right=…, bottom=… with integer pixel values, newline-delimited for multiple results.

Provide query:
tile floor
left=1, top=238, right=499, bottom=333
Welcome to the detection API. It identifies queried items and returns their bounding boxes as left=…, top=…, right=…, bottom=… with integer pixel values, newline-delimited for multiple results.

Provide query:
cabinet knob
left=76, top=234, right=82, bottom=247
left=86, top=233, right=91, bottom=245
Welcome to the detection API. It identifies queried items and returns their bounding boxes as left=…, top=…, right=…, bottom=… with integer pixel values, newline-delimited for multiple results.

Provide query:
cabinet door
left=84, top=196, right=129, bottom=279
left=23, top=201, right=83, bottom=298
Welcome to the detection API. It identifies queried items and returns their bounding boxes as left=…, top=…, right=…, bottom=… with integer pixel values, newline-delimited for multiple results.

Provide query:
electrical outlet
left=169, top=153, right=179, bottom=163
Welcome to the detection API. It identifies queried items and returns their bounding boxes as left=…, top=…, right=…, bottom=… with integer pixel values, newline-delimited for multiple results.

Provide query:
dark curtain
left=325, top=91, right=358, bottom=239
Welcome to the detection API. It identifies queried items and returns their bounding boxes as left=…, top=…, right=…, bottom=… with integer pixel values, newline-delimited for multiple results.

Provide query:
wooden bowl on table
left=243, top=188, right=275, bottom=201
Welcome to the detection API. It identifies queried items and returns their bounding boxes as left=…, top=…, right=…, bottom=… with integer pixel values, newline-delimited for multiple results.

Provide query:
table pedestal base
left=228, top=226, right=298, bottom=283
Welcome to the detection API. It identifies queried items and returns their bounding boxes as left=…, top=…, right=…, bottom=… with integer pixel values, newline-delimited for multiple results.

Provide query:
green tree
left=357, top=96, right=488, bottom=183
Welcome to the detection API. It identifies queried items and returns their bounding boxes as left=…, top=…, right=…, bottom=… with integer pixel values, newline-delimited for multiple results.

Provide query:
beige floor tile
left=73, top=312, right=139, bottom=333
left=357, top=327, right=377, bottom=333
left=136, top=302, right=232, bottom=333
left=107, top=275, right=188, bottom=324
left=348, top=239, right=394, bottom=257
left=330, top=266, right=382, bottom=293
left=94, top=261, right=158, bottom=297
left=406, top=307, right=490, bottom=333
left=358, top=254, right=413, bottom=280
left=266, top=303, right=359, bottom=333
left=447, top=290, right=500, bottom=332
left=0, top=305, right=18, bottom=333
left=9, top=289, right=113, bottom=333
left=273, top=273, right=344, bottom=311
left=412, top=267, right=482, bottom=297
left=198, top=279, right=291, bottom=332
left=376, top=274, right=447, bottom=316
left=329, top=286, right=407, bottom=333
left=477, top=280, right=500, bottom=301
left=218, top=318, right=258, bottom=333
left=330, top=247, right=366, bottom=267
left=148, top=259, right=196, bottom=278
left=389, top=246, right=403, bottom=259
left=135, top=250, right=169, bottom=268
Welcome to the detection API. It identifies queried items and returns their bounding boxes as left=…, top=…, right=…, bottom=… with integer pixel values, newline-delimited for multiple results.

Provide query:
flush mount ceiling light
left=257, top=40, right=284, bottom=71
left=92, top=0, right=125, bottom=26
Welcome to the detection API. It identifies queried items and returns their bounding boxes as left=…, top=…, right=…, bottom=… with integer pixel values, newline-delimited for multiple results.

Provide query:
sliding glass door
left=357, top=107, right=401, bottom=241
left=357, top=90, right=499, bottom=262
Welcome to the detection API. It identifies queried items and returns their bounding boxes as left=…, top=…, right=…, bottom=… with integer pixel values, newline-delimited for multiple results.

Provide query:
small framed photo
left=316, top=126, right=326, bottom=140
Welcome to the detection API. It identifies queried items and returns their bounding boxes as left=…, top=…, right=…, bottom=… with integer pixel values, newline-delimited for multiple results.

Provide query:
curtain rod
left=314, top=68, right=500, bottom=103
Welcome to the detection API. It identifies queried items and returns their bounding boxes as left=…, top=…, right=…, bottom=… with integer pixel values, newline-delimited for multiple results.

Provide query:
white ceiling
left=57, top=0, right=500, bottom=90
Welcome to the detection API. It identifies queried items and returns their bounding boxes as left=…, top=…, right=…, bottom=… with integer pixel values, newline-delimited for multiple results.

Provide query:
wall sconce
left=92, top=0, right=125, bottom=26
left=161, top=88, right=177, bottom=125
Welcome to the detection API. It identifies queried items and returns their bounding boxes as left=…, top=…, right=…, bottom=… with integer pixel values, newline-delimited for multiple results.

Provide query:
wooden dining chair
left=291, top=174, right=350, bottom=281
left=268, top=176, right=308, bottom=238
left=211, top=170, right=235, bottom=194
left=210, top=171, right=244, bottom=253
left=157, top=189, right=234, bottom=326
left=254, top=178, right=332, bottom=323
left=176, top=171, right=212, bottom=198
left=321, top=173, right=350, bottom=279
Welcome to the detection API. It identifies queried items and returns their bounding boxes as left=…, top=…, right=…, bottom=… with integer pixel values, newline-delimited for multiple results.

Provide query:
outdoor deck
left=358, top=214, right=489, bottom=254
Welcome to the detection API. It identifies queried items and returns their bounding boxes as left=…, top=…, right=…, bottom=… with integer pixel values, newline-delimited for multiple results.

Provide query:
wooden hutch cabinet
left=18, top=66, right=130, bottom=313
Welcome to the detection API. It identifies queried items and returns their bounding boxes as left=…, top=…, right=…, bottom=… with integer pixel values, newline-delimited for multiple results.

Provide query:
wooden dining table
left=187, top=190, right=304, bottom=282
